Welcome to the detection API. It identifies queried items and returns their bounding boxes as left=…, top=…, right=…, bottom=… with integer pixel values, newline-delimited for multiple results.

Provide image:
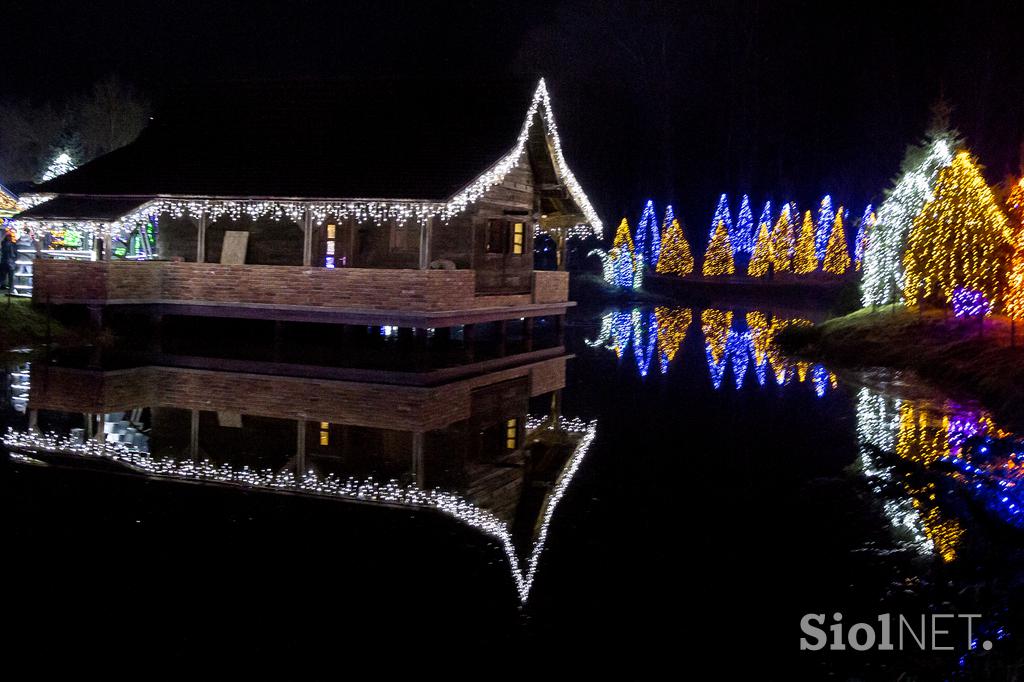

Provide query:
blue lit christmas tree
left=815, top=195, right=835, bottom=261
left=733, top=195, right=755, bottom=255
left=636, top=199, right=658, bottom=267
left=708, top=194, right=733, bottom=242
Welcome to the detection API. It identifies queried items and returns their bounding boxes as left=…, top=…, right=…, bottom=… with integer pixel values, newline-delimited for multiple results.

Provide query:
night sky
left=6, top=0, right=1023, bottom=231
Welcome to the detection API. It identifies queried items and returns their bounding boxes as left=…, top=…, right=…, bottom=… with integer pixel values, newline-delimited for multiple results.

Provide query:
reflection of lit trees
left=590, top=306, right=837, bottom=395
left=853, top=386, right=1021, bottom=563
left=655, top=307, right=691, bottom=374
left=701, top=309, right=732, bottom=364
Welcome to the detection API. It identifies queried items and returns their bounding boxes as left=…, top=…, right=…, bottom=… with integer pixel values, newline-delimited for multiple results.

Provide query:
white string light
left=12, top=80, right=603, bottom=242
left=5, top=416, right=597, bottom=604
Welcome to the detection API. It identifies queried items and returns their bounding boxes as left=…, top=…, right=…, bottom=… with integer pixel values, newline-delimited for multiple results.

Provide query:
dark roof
left=37, top=79, right=543, bottom=201
left=16, top=195, right=153, bottom=221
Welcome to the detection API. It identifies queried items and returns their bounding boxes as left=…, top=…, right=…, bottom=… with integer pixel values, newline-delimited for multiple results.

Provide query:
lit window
left=319, top=422, right=330, bottom=446
left=327, top=224, right=336, bottom=240
left=505, top=418, right=518, bottom=450
left=512, top=223, right=524, bottom=255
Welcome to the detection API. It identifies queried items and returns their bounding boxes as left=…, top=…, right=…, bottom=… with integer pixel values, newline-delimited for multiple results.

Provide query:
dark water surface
left=4, top=302, right=1024, bottom=677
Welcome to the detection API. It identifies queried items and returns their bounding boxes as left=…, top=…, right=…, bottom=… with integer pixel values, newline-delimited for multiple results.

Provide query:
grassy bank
left=0, top=297, right=72, bottom=350
left=778, top=307, right=1024, bottom=424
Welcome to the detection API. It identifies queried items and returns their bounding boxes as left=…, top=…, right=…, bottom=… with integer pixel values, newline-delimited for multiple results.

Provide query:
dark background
left=4, top=0, right=1023, bottom=234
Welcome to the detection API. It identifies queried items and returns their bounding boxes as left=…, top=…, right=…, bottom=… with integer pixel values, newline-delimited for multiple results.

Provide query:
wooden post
left=295, top=420, right=307, bottom=477
left=523, top=316, right=534, bottom=351
left=302, top=208, right=313, bottom=267
left=411, top=431, right=425, bottom=484
left=419, top=217, right=433, bottom=270
left=197, top=212, right=208, bottom=263
left=102, top=230, right=113, bottom=262
left=189, top=409, right=200, bottom=461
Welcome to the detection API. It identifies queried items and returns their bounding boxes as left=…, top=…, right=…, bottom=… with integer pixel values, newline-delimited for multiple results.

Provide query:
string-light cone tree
left=747, top=223, right=772, bottom=277
left=823, top=206, right=851, bottom=274
left=734, top=195, right=755, bottom=255
left=656, top=218, right=694, bottom=276
left=702, top=221, right=735, bottom=276
left=793, top=211, right=819, bottom=274
left=814, top=195, right=835, bottom=261
left=637, top=200, right=658, bottom=267
left=708, top=194, right=733, bottom=241
left=656, top=204, right=676, bottom=267
left=854, top=205, right=874, bottom=271
left=612, top=217, right=635, bottom=252
left=769, top=206, right=795, bottom=273
left=862, top=136, right=956, bottom=306
left=903, top=151, right=1012, bottom=308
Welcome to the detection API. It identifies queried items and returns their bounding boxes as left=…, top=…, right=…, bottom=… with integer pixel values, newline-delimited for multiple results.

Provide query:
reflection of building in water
left=588, top=306, right=836, bottom=395
left=5, top=355, right=594, bottom=604
left=4, top=360, right=31, bottom=414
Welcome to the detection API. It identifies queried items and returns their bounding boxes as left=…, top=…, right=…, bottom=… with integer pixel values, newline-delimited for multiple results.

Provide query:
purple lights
left=951, top=287, right=992, bottom=318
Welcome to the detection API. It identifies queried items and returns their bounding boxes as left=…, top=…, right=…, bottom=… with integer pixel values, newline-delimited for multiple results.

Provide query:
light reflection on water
left=586, top=305, right=837, bottom=395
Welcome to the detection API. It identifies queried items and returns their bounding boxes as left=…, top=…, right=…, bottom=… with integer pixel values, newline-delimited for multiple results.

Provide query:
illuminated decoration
left=951, top=287, right=992, bottom=318
left=653, top=204, right=675, bottom=267
left=746, top=222, right=772, bottom=277
left=733, top=195, right=755, bottom=255
left=814, top=195, right=835, bottom=261
left=591, top=218, right=643, bottom=289
left=708, top=194, right=733, bottom=241
left=701, top=309, right=733, bottom=365
left=700, top=308, right=733, bottom=390
left=903, top=151, right=1011, bottom=308
left=6, top=417, right=597, bottom=604
left=862, top=139, right=954, bottom=306
left=654, top=307, right=691, bottom=374
left=631, top=309, right=657, bottom=377
left=612, top=217, right=635, bottom=252
left=793, top=210, right=818, bottom=274
left=854, top=205, right=874, bottom=270
left=635, top=199, right=658, bottom=267
left=15, top=80, right=603, bottom=241
left=1005, top=179, right=1024, bottom=323
left=726, top=331, right=750, bottom=389
left=589, top=306, right=833, bottom=395
left=655, top=218, right=694, bottom=276
left=39, top=151, right=77, bottom=183
left=769, top=205, right=795, bottom=273
left=822, top=206, right=851, bottom=274
left=702, top=221, right=735, bottom=276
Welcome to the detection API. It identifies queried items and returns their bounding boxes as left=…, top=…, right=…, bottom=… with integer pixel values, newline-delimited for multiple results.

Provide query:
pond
left=3, top=301, right=1023, bottom=675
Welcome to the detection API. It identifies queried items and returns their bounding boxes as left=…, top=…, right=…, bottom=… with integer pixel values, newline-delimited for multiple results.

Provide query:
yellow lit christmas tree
left=655, top=219, right=694, bottom=276
left=702, top=220, right=735, bottom=276
left=769, top=208, right=794, bottom=273
left=612, top=217, right=635, bottom=252
left=747, top=222, right=772, bottom=277
left=823, top=206, right=851, bottom=274
left=903, top=151, right=1012, bottom=307
left=655, top=306, right=692, bottom=364
left=701, top=308, right=732, bottom=363
left=793, top=210, right=818, bottom=274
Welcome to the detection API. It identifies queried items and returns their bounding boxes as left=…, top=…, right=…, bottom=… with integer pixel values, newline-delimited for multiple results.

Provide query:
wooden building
left=15, top=79, right=601, bottom=328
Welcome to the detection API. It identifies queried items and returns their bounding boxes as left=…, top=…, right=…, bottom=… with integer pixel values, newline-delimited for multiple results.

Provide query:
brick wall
left=34, top=261, right=569, bottom=310
left=30, top=357, right=568, bottom=431
left=532, top=270, right=569, bottom=303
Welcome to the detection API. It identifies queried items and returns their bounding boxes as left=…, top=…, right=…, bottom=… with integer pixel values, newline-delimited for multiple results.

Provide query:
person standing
left=0, top=229, right=18, bottom=291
